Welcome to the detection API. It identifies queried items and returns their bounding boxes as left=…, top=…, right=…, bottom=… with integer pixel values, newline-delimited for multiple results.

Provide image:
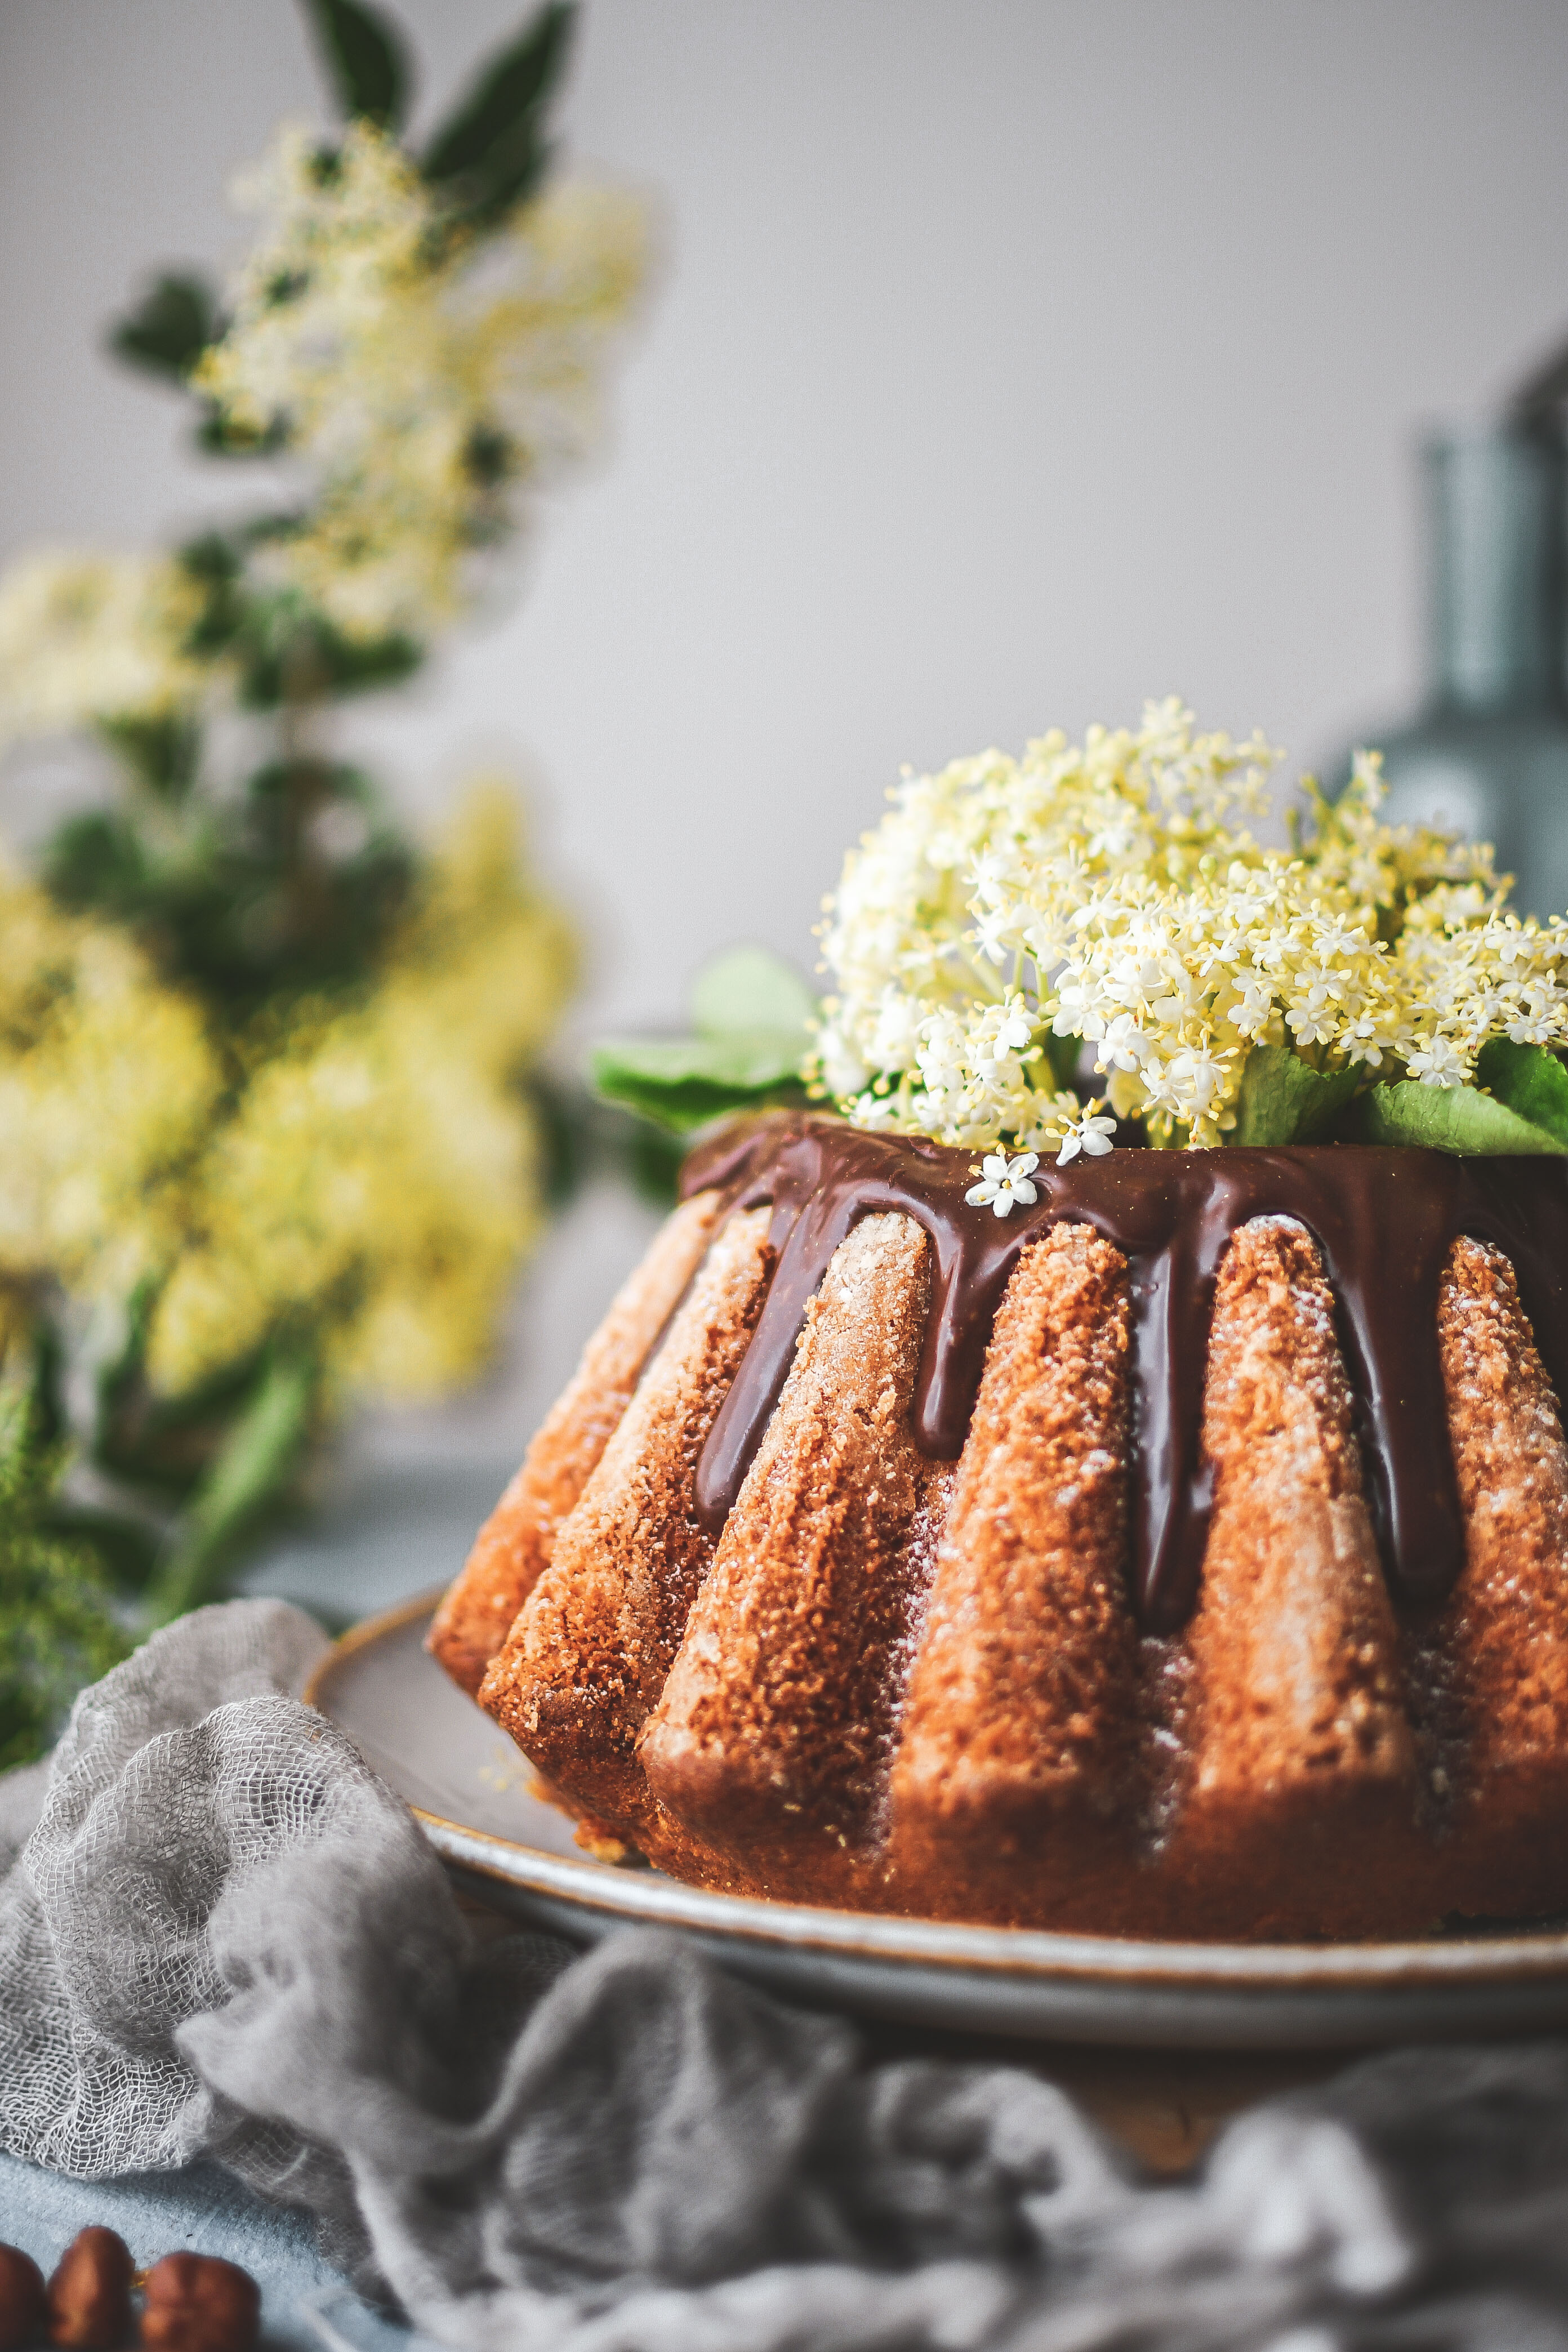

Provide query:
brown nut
left=139, top=2257, right=258, bottom=2352
left=46, top=2230, right=133, bottom=2350
left=0, top=2246, right=47, bottom=2352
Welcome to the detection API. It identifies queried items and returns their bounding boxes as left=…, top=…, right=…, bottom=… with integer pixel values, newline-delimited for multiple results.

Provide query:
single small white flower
left=1095, top=1011, right=1146, bottom=1072
left=971, top=906, right=1014, bottom=965
left=1056, top=1107, right=1116, bottom=1166
left=965, top=1149, right=1040, bottom=1216
left=1405, top=1034, right=1466, bottom=1087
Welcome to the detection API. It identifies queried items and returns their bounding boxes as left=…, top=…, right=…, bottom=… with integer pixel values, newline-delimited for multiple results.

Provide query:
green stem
left=144, top=1346, right=318, bottom=1623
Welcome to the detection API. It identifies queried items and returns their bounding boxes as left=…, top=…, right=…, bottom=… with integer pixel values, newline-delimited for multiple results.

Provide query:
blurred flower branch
left=0, top=0, right=648, bottom=1748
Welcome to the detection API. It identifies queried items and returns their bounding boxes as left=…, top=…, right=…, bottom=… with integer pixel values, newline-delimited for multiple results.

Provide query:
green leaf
left=1038, top=1031, right=1082, bottom=1091
left=96, top=715, right=203, bottom=802
left=195, top=406, right=291, bottom=460
left=518, top=1068, right=587, bottom=1211
left=110, top=273, right=219, bottom=381
left=590, top=1033, right=809, bottom=1135
left=1349, top=1079, right=1568, bottom=1155
left=589, top=943, right=816, bottom=1139
left=1474, top=1036, right=1568, bottom=1147
left=0, top=1389, right=131, bottom=1769
left=624, top=1119, right=685, bottom=1209
left=298, top=0, right=410, bottom=130
left=40, top=1502, right=161, bottom=1596
left=145, top=1347, right=319, bottom=1623
left=1230, top=1043, right=1363, bottom=1146
left=689, top=946, right=816, bottom=1040
left=236, top=614, right=424, bottom=709
left=423, top=0, right=574, bottom=220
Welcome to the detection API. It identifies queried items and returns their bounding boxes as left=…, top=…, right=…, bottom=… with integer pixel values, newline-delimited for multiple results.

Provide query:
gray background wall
left=3, top=1, right=1567, bottom=1600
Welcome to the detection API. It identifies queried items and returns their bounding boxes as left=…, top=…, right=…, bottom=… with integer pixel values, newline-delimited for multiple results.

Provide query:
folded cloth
left=3, top=1600, right=1568, bottom=2351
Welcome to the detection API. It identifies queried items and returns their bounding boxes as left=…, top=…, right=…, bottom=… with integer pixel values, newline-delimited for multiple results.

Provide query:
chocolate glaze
left=681, top=1115, right=1568, bottom=1631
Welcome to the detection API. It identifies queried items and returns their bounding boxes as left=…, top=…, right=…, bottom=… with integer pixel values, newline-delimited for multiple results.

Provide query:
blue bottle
left=1328, top=425, right=1568, bottom=920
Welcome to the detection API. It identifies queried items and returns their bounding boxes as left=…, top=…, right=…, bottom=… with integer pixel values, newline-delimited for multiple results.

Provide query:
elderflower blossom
left=965, top=1151, right=1040, bottom=1217
left=812, top=702, right=1568, bottom=1150
left=0, top=551, right=210, bottom=745
left=0, top=868, right=217, bottom=1316
left=193, top=122, right=648, bottom=641
left=147, top=782, right=576, bottom=1400
left=1055, top=1105, right=1116, bottom=1165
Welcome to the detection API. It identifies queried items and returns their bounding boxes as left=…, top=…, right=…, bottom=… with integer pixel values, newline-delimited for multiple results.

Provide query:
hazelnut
left=47, top=2230, right=133, bottom=2350
left=0, top=2245, right=47, bottom=2352
left=139, top=2257, right=258, bottom=2352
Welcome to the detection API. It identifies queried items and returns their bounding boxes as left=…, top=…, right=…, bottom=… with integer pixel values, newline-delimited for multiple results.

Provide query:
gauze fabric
left=2, top=1598, right=1566, bottom=2350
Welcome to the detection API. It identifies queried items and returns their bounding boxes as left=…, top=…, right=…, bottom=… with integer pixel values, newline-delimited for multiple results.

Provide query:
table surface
left=0, top=2151, right=427, bottom=2352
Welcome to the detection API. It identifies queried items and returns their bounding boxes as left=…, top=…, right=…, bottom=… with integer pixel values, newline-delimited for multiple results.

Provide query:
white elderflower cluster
left=812, top=700, right=1568, bottom=1152
left=0, top=551, right=209, bottom=745
left=195, top=121, right=648, bottom=640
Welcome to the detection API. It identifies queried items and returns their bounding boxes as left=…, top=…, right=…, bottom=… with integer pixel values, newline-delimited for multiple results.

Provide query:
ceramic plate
left=308, top=1593, right=1568, bottom=2051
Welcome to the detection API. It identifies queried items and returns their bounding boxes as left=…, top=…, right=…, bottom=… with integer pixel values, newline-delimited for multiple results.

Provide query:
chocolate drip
left=682, top=1117, right=1568, bottom=1631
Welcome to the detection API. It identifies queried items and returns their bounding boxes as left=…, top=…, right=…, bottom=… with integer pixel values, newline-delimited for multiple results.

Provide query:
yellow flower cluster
left=0, top=553, right=210, bottom=747
left=148, top=783, right=576, bottom=1400
left=0, top=785, right=569, bottom=1401
left=195, top=122, right=648, bottom=642
left=813, top=699, right=1568, bottom=1150
left=0, top=870, right=216, bottom=1331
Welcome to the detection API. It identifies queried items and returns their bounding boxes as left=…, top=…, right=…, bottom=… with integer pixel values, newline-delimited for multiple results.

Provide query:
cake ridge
left=685, top=1115, right=1568, bottom=1629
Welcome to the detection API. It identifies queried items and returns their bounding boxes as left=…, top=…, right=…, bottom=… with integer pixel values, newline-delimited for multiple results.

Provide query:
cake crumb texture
left=885, top=1223, right=1142, bottom=1928
left=1419, top=1234, right=1568, bottom=1918
left=478, top=1202, right=774, bottom=1852
left=427, top=1188, right=724, bottom=1694
left=639, top=1210, right=939, bottom=1904
left=1166, top=1215, right=1423, bottom=1938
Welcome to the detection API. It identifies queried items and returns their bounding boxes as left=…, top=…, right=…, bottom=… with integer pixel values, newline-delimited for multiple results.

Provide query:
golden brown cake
left=431, top=702, right=1568, bottom=1939
left=431, top=1115, right=1568, bottom=1940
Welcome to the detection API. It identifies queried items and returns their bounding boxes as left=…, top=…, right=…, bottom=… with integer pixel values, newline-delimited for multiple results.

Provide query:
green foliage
left=168, top=531, right=425, bottom=708
left=234, top=614, right=422, bottom=710
left=523, top=1072, right=689, bottom=1211
left=591, top=946, right=816, bottom=1136
left=1349, top=1079, right=1568, bottom=1155
left=1230, top=1043, right=1363, bottom=1147
left=46, top=758, right=416, bottom=1014
left=299, top=0, right=410, bottom=132
left=110, top=273, right=221, bottom=382
left=96, top=714, right=203, bottom=802
left=623, top=1119, right=687, bottom=1207
left=1037, top=1030, right=1083, bottom=1092
left=194, top=407, right=292, bottom=460
left=1475, top=1036, right=1568, bottom=1147
left=92, top=1288, right=280, bottom=1504
left=1351, top=1044, right=1568, bottom=1155
left=0, top=0, right=609, bottom=1650
left=687, top=943, right=816, bottom=1037
left=0, top=1388, right=131, bottom=1771
left=145, top=1346, right=319, bottom=1623
left=424, top=1, right=575, bottom=225
left=591, top=1035, right=812, bottom=1135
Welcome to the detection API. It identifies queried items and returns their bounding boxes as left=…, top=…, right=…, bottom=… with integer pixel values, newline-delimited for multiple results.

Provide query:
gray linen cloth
left=2, top=1598, right=1567, bottom=2351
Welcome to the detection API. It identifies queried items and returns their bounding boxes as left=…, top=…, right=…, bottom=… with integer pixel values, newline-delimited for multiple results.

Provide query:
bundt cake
left=430, top=1116, right=1568, bottom=1939
left=430, top=703, right=1568, bottom=1939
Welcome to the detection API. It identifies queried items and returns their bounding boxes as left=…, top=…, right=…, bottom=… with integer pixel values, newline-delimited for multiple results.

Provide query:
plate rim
left=308, top=1592, right=1568, bottom=1997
